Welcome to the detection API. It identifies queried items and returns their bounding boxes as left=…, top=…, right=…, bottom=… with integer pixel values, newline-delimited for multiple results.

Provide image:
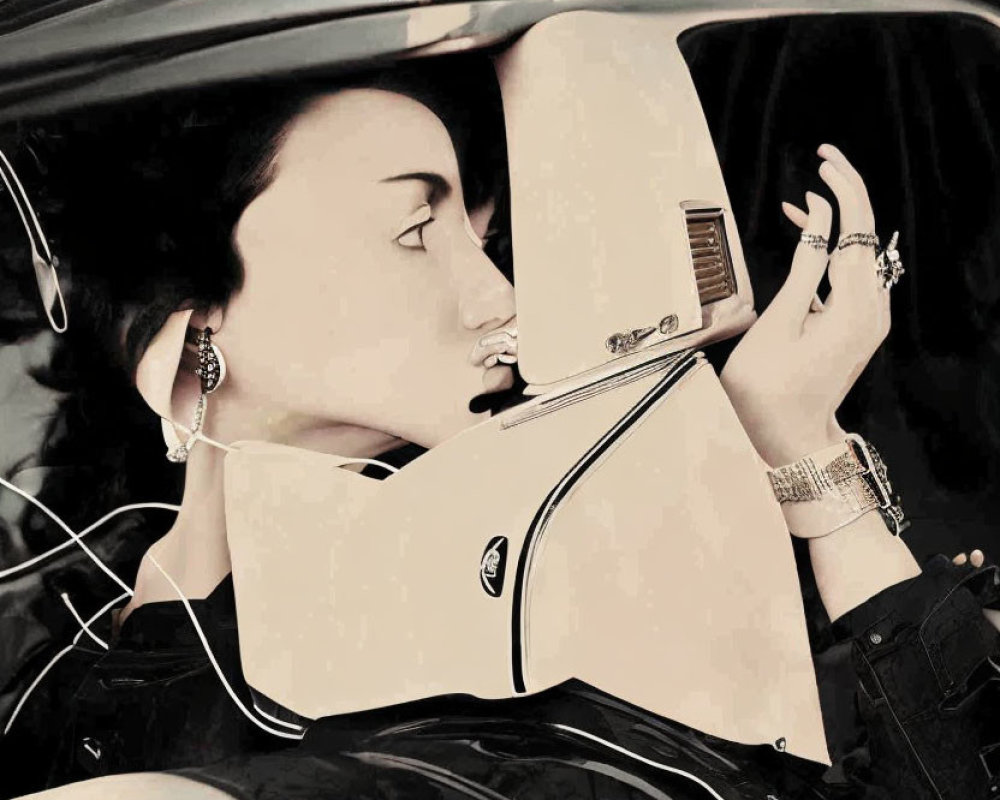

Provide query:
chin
left=405, top=375, right=518, bottom=449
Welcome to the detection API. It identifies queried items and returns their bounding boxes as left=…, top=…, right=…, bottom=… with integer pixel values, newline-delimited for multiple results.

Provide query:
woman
left=4, top=64, right=999, bottom=799
left=0, top=63, right=515, bottom=795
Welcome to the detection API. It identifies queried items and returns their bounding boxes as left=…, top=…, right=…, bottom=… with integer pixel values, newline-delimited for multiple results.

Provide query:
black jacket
left=2, top=552, right=999, bottom=799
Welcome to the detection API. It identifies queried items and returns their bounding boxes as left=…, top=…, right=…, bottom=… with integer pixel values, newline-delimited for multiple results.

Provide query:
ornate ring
left=875, top=230, right=905, bottom=290
left=837, top=232, right=880, bottom=251
left=799, top=232, right=829, bottom=250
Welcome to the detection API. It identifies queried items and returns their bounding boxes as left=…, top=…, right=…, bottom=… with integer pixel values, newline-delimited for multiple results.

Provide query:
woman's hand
left=720, top=143, right=890, bottom=467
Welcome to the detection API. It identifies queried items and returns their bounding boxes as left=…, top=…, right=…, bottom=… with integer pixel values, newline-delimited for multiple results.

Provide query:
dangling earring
left=193, top=326, right=227, bottom=394
left=165, top=326, right=227, bottom=463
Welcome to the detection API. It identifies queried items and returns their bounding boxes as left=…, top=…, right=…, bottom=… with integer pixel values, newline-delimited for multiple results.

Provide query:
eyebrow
left=379, top=171, right=452, bottom=202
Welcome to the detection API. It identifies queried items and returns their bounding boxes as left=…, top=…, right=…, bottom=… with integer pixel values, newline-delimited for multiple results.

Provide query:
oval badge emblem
left=479, top=536, right=508, bottom=597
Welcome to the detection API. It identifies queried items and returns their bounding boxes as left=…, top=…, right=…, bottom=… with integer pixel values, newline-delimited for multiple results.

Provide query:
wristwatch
left=767, top=433, right=908, bottom=538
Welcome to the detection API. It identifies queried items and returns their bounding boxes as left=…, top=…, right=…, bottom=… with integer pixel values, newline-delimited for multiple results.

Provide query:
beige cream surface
left=226, top=356, right=830, bottom=765
left=496, top=11, right=757, bottom=392
left=224, top=9, right=830, bottom=767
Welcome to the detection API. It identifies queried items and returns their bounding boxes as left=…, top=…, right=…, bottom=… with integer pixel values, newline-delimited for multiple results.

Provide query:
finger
left=817, top=156, right=889, bottom=344
left=818, top=160, right=875, bottom=238
left=781, top=201, right=809, bottom=229
left=972, top=549, right=985, bottom=568
left=954, top=552, right=968, bottom=566
left=782, top=204, right=825, bottom=315
left=783, top=202, right=831, bottom=314
left=818, top=154, right=879, bottom=304
left=817, top=143, right=874, bottom=215
left=767, top=191, right=832, bottom=328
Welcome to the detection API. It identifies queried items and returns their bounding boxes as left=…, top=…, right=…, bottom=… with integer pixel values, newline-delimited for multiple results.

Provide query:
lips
left=481, top=362, right=514, bottom=393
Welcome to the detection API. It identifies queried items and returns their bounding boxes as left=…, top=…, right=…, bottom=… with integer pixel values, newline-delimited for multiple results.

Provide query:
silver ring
left=837, top=232, right=880, bottom=251
left=875, top=231, right=905, bottom=290
left=799, top=232, right=829, bottom=250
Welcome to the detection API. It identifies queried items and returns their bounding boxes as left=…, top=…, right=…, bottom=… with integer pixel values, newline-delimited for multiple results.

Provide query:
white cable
left=0, top=485, right=301, bottom=740
left=189, top=430, right=398, bottom=474
left=0, top=148, right=52, bottom=262
left=146, top=552, right=304, bottom=741
left=252, top=701, right=305, bottom=732
left=60, top=593, right=109, bottom=650
left=340, top=457, right=399, bottom=474
left=0, top=501, right=180, bottom=580
left=0, top=148, right=68, bottom=333
left=3, top=591, right=129, bottom=735
left=191, top=430, right=236, bottom=453
left=0, top=475, right=134, bottom=596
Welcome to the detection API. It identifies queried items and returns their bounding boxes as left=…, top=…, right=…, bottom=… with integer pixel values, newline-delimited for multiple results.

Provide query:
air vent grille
left=685, top=208, right=736, bottom=305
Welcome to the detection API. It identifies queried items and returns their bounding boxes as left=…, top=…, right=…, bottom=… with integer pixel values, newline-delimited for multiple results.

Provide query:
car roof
left=0, top=0, right=998, bottom=122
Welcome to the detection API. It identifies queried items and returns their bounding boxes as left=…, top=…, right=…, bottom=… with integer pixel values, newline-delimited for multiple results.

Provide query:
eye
left=396, top=224, right=428, bottom=250
left=395, top=204, right=434, bottom=250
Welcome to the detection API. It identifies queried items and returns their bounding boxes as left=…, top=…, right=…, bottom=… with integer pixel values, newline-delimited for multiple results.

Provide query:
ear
left=135, top=308, right=200, bottom=425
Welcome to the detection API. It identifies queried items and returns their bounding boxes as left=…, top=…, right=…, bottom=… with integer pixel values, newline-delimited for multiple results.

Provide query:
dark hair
left=8, top=57, right=509, bottom=379
left=0, top=55, right=510, bottom=526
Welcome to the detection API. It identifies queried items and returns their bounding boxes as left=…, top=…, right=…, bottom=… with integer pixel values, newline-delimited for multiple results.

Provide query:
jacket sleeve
left=829, top=554, right=1000, bottom=799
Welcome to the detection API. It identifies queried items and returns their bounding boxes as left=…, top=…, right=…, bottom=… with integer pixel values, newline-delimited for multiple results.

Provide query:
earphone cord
left=0, top=147, right=68, bottom=334
left=0, top=426, right=399, bottom=738
left=0, top=474, right=305, bottom=740
left=175, top=424, right=401, bottom=474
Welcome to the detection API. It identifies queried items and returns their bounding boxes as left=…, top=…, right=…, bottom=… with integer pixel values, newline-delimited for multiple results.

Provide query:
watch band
left=767, top=434, right=907, bottom=539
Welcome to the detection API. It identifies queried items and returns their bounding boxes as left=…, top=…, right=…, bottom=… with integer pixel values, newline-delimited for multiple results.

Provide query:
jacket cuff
left=831, top=554, right=1000, bottom=797
left=832, top=554, right=1000, bottom=646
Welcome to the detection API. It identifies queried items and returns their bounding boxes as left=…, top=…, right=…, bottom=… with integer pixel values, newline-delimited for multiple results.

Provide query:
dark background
left=682, top=12, right=1000, bottom=563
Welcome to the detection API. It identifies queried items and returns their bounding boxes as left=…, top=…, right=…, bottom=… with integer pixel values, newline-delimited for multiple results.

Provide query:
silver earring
left=165, top=327, right=227, bottom=463
left=194, top=327, right=227, bottom=394
left=165, top=393, right=206, bottom=463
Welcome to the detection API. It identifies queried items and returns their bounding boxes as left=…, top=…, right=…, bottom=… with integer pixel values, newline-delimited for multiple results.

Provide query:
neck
left=122, top=408, right=403, bottom=621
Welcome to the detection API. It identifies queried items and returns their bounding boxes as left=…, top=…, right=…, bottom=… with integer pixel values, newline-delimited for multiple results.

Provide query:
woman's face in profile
left=220, top=88, right=516, bottom=449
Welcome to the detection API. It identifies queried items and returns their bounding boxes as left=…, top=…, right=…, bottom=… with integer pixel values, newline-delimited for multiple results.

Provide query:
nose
left=457, top=242, right=516, bottom=332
